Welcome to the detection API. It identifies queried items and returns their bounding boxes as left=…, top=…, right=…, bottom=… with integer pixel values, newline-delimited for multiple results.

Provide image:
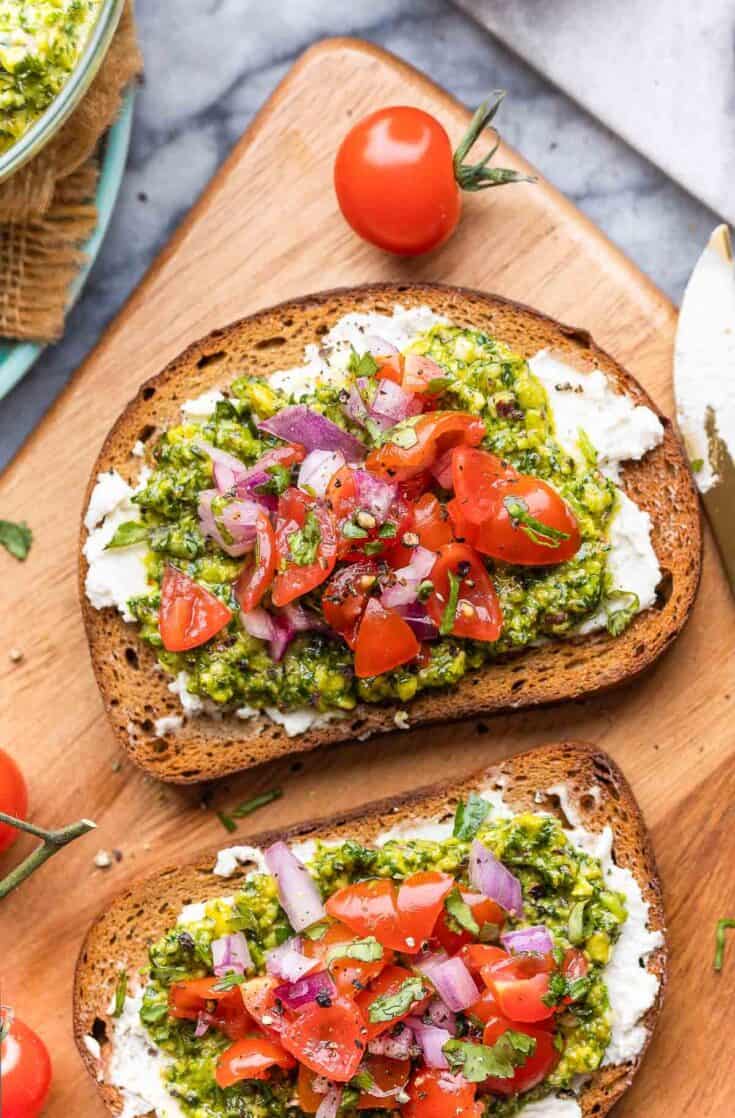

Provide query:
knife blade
left=674, top=224, right=735, bottom=594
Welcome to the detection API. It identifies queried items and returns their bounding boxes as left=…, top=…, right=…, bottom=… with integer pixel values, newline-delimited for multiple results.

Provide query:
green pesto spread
left=122, top=324, right=638, bottom=716
left=0, top=0, right=102, bottom=153
left=136, top=808, right=626, bottom=1117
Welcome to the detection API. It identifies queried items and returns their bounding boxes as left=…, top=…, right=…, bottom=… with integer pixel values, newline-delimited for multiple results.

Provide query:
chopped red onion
left=259, top=406, right=366, bottom=461
left=367, top=1023, right=416, bottom=1060
left=469, top=840, right=523, bottom=917
left=242, top=607, right=277, bottom=643
left=274, top=969, right=336, bottom=1010
left=381, top=546, right=436, bottom=608
left=316, top=1084, right=342, bottom=1118
left=500, top=925, right=553, bottom=956
left=264, top=841, right=326, bottom=932
left=219, top=498, right=260, bottom=547
left=404, top=353, right=445, bottom=392
left=280, top=601, right=325, bottom=633
left=198, top=490, right=253, bottom=557
left=195, top=441, right=249, bottom=492
left=413, top=948, right=449, bottom=981
left=394, top=602, right=440, bottom=642
left=406, top=1017, right=451, bottom=1069
left=298, top=449, right=346, bottom=498
left=233, top=446, right=302, bottom=507
left=427, top=956, right=479, bottom=1012
left=194, top=1011, right=213, bottom=1038
left=425, top=998, right=457, bottom=1035
left=344, top=379, right=370, bottom=427
left=265, top=936, right=316, bottom=983
left=352, top=469, right=397, bottom=522
left=242, top=606, right=322, bottom=662
left=368, top=379, right=421, bottom=429
left=212, top=932, right=252, bottom=977
left=431, top=447, right=455, bottom=490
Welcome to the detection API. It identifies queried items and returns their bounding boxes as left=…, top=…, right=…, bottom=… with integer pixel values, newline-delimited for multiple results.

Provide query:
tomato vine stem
left=453, top=91, right=536, bottom=192
left=0, top=812, right=96, bottom=899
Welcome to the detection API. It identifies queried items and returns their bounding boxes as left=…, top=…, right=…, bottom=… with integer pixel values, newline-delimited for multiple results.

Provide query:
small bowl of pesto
left=0, top=0, right=125, bottom=183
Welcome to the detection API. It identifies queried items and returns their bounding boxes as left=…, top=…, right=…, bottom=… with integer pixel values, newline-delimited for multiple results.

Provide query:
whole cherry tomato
left=1, top=1011, right=52, bottom=1118
left=334, top=96, right=530, bottom=256
left=0, top=749, right=28, bottom=853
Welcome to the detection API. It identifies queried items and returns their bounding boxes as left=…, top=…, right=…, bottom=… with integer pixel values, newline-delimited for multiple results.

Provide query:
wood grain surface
left=0, top=37, right=732, bottom=1117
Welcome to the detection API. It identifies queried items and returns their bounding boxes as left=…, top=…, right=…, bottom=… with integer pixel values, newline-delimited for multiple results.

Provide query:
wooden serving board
left=0, top=38, right=732, bottom=1117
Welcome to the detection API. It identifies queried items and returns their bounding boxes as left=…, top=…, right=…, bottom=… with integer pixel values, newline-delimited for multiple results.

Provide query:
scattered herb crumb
left=0, top=520, right=32, bottom=561
left=8, top=648, right=23, bottom=663
left=216, top=811, right=237, bottom=833
left=93, top=849, right=113, bottom=869
left=714, top=918, right=735, bottom=972
left=232, top=788, right=283, bottom=819
left=113, top=970, right=128, bottom=1017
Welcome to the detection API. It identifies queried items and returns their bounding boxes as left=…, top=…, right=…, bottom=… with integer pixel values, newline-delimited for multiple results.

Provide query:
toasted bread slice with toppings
left=79, top=284, right=700, bottom=783
left=73, top=741, right=666, bottom=1118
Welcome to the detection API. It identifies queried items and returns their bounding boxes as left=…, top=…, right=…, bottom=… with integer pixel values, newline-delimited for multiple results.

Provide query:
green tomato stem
left=0, top=811, right=96, bottom=899
left=453, top=92, right=536, bottom=192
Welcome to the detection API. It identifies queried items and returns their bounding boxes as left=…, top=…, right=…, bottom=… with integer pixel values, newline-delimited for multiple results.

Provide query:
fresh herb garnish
left=690, top=458, right=704, bottom=473
left=605, top=590, right=640, bottom=637
left=212, top=972, right=247, bottom=992
left=577, top=427, right=598, bottom=467
left=369, top=977, right=425, bottom=1023
left=542, top=969, right=591, bottom=1007
left=216, top=811, right=237, bottom=833
left=232, top=789, right=283, bottom=818
left=0, top=519, right=32, bottom=561
left=714, top=918, right=735, bottom=972
left=327, top=936, right=384, bottom=965
left=439, top=570, right=462, bottom=635
left=113, top=970, right=129, bottom=1017
left=443, top=1031, right=536, bottom=1081
left=342, top=520, right=369, bottom=540
left=255, top=464, right=291, bottom=497
left=348, top=348, right=379, bottom=379
left=453, top=791, right=491, bottom=840
left=288, top=511, right=322, bottom=566
left=350, top=1069, right=377, bottom=1093
left=139, top=1001, right=169, bottom=1026
left=105, top=521, right=149, bottom=550
left=378, top=521, right=398, bottom=539
left=445, top=888, right=480, bottom=936
left=567, top=899, right=587, bottom=945
left=503, top=496, right=570, bottom=547
left=417, top=579, right=434, bottom=602
left=427, top=376, right=452, bottom=393
left=364, top=540, right=385, bottom=556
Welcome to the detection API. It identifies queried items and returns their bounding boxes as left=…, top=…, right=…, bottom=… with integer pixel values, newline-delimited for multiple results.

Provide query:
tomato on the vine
left=0, top=749, right=27, bottom=853
left=1, top=1012, right=52, bottom=1118
left=334, top=97, right=531, bottom=257
left=159, top=566, right=232, bottom=652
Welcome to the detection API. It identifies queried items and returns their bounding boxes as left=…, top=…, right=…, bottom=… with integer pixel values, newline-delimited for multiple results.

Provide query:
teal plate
left=0, top=87, right=136, bottom=402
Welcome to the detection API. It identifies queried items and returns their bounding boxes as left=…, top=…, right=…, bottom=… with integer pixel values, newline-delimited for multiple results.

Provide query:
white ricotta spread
left=83, top=471, right=150, bottom=623
left=180, top=388, right=225, bottom=418
left=104, top=781, right=660, bottom=1118
left=153, top=715, right=183, bottom=737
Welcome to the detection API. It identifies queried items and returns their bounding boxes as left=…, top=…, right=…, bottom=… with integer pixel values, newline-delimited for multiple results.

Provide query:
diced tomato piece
left=354, top=598, right=419, bottom=678
left=241, top=975, right=288, bottom=1038
left=365, top=412, right=485, bottom=482
left=168, top=977, right=253, bottom=1041
left=402, top=1068, right=483, bottom=1118
left=215, top=1035, right=295, bottom=1087
left=396, top=871, right=454, bottom=947
left=297, top=1064, right=329, bottom=1112
left=322, top=560, right=380, bottom=650
left=433, top=894, right=506, bottom=955
left=459, top=944, right=508, bottom=975
left=481, top=955, right=555, bottom=1023
left=159, top=566, right=232, bottom=651
left=356, top=1054, right=411, bottom=1110
left=425, top=543, right=502, bottom=642
left=389, top=492, right=454, bottom=567
left=272, top=488, right=337, bottom=606
left=402, top=353, right=446, bottom=396
left=375, top=353, right=404, bottom=384
left=480, top=1018, right=558, bottom=1096
left=234, top=510, right=276, bottom=612
left=303, top=921, right=392, bottom=996
left=325, top=880, right=412, bottom=953
left=280, top=995, right=367, bottom=1082
left=355, top=965, right=432, bottom=1041
left=326, top=467, right=411, bottom=561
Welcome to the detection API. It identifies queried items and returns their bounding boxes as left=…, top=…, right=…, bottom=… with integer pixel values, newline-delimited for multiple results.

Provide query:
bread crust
left=73, top=741, right=666, bottom=1118
left=79, top=284, right=701, bottom=782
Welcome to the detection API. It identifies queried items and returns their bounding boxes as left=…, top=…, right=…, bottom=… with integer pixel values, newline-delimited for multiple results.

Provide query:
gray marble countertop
left=0, top=0, right=718, bottom=469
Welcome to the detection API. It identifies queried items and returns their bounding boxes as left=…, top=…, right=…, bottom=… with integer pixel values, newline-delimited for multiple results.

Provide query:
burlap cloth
left=0, top=1, right=142, bottom=342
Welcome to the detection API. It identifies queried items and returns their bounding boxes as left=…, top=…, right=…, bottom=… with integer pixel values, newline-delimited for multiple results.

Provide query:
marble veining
left=0, top=0, right=718, bottom=468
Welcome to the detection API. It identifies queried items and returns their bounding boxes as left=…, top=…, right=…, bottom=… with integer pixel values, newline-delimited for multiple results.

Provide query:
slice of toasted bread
left=74, top=741, right=666, bottom=1117
left=79, top=284, right=701, bottom=783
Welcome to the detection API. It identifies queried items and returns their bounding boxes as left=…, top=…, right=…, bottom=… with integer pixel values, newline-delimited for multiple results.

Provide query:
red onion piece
left=469, top=840, right=523, bottom=917
left=274, top=969, right=336, bottom=1010
left=316, top=1084, right=342, bottom=1118
left=367, top=1023, right=416, bottom=1060
left=406, top=1017, right=451, bottom=1069
left=241, top=607, right=277, bottom=643
left=269, top=615, right=293, bottom=662
left=298, top=449, right=346, bottom=498
left=264, top=841, right=326, bottom=932
left=194, top=1011, right=213, bottom=1038
left=242, top=606, right=322, bottom=662
left=427, top=956, right=479, bottom=1012
left=219, top=498, right=260, bottom=546
left=413, top=948, right=449, bottom=981
left=281, top=601, right=326, bottom=634
left=425, top=998, right=457, bottom=1035
left=393, top=602, right=440, bottom=642
left=198, top=490, right=253, bottom=557
left=265, top=936, right=316, bottom=983
left=352, top=469, right=397, bottom=523
left=195, top=440, right=249, bottom=492
left=500, top=925, right=553, bottom=956
left=259, top=405, right=366, bottom=461
left=212, top=932, right=252, bottom=976
left=431, top=447, right=455, bottom=489
left=404, top=353, right=445, bottom=392
left=381, top=546, right=436, bottom=608
left=368, top=379, right=422, bottom=429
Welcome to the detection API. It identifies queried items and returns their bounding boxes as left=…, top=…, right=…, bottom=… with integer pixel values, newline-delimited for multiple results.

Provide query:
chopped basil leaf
left=378, top=521, right=398, bottom=539
left=231, top=789, right=283, bottom=819
left=288, top=511, right=321, bottom=565
left=113, top=970, right=129, bottom=1017
left=369, top=977, right=425, bottom=1024
left=453, top=791, right=491, bottom=840
left=0, top=519, right=32, bottom=561
left=542, top=970, right=591, bottom=1007
left=427, top=376, right=452, bottom=393
left=303, top=922, right=329, bottom=942
left=212, top=972, right=246, bottom=992
left=349, top=348, right=379, bottom=379
left=387, top=421, right=420, bottom=450
left=439, top=570, right=461, bottom=635
left=255, top=464, right=291, bottom=497
left=342, top=520, right=369, bottom=540
left=445, top=888, right=479, bottom=936
left=605, top=590, right=640, bottom=637
left=503, top=496, right=570, bottom=547
left=105, top=521, right=149, bottom=550
left=350, top=1069, right=376, bottom=1093
left=715, top=918, right=735, bottom=972
left=140, top=1001, right=169, bottom=1026
left=417, top=579, right=434, bottom=602
left=363, top=539, right=385, bottom=556
left=443, top=1031, right=536, bottom=1081
left=327, top=936, right=384, bottom=965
